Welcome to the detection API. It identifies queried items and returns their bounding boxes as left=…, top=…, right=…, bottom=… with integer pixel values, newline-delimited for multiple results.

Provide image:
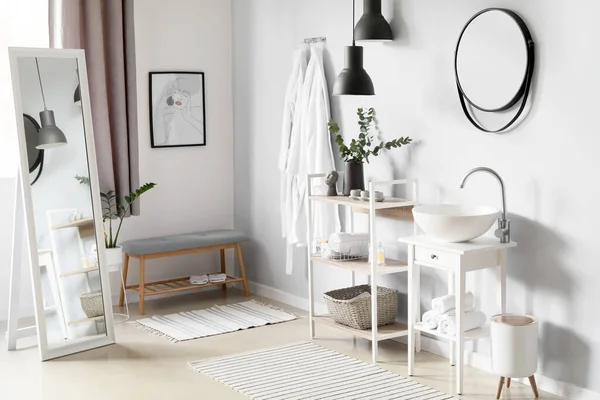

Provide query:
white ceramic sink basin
left=412, top=204, right=500, bottom=243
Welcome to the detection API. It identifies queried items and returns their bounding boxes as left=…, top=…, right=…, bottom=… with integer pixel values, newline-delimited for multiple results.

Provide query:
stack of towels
left=189, top=273, right=227, bottom=285
left=421, top=292, right=487, bottom=335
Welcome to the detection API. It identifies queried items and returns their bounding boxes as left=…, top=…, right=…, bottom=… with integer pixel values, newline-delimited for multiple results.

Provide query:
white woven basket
left=79, top=291, right=104, bottom=318
left=324, top=285, right=398, bottom=330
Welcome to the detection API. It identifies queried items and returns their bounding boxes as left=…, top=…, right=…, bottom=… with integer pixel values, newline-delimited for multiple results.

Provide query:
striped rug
left=131, top=301, right=297, bottom=342
left=190, top=342, right=455, bottom=400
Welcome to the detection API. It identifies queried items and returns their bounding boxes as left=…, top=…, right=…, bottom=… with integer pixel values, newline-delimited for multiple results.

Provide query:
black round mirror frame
left=454, top=8, right=535, bottom=133
left=24, top=114, right=45, bottom=185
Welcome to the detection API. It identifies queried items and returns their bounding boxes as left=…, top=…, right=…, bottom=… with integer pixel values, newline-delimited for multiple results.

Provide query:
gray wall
left=233, top=0, right=600, bottom=394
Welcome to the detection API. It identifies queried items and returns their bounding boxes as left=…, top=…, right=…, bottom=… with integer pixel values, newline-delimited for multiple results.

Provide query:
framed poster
left=149, top=71, right=206, bottom=148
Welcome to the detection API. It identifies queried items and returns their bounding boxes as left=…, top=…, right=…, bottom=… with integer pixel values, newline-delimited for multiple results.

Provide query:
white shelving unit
left=306, top=173, right=419, bottom=363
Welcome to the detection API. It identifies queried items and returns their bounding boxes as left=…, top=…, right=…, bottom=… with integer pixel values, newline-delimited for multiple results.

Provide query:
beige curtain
left=49, top=0, right=141, bottom=214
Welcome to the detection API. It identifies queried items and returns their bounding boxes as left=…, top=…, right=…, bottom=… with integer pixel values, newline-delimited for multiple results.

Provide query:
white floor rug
left=132, top=300, right=297, bottom=342
left=190, top=341, right=455, bottom=400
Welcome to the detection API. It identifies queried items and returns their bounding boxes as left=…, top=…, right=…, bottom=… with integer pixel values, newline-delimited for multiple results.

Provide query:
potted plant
left=76, top=176, right=156, bottom=271
left=328, top=108, right=412, bottom=196
left=100, top=183, right=156, bottom=271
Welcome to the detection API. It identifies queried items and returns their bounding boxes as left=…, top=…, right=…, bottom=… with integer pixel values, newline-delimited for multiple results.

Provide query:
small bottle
left=377, top=242, right=386, bottom=266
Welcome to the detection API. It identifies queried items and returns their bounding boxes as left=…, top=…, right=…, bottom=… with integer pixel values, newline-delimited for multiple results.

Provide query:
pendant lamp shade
left=333, top=46, right=375, bottom=96
left=37, top=110, right=67, bottom=149
left=354, top=0, right=393, bottom=42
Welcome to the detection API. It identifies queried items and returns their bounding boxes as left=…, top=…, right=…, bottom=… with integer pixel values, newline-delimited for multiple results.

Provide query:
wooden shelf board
left=309, top=195, right=416, bottom=211
left=315, top=315, right=409, bottom=341
left=68, top=315, right=104, bottom=326
left=51, top=217, right=94, bottom=230
left=414, top=322, right=490, bottom=342
left=311, top=256, right=408, bottom=275
left=60, top=267, right=99, bottom=277
left=126, top=275, right=244, bottom=296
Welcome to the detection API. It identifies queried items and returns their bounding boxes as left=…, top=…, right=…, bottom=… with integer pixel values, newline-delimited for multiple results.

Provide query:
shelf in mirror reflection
left=51, top=216, right=95, bottom=238
left=59, top=266, right=99, bottom=278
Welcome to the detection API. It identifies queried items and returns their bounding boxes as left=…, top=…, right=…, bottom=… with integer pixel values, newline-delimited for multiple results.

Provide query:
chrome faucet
left=459, top=167, right=510, bottom=243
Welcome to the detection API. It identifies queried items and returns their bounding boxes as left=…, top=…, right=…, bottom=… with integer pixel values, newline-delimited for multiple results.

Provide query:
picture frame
left=149, top=71, right=206, bottom=148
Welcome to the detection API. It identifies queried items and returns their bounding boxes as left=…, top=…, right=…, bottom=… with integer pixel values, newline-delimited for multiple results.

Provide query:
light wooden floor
left=0, top=289, right=563, bottom=400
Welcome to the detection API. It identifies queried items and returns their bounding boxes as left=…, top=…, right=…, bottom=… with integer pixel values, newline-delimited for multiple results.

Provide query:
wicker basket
left=324, top=285, right=398, bottom=330
left=79, top=292, right=104, bottom=318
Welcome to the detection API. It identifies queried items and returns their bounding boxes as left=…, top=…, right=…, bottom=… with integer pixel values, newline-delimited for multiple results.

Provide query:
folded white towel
left=421, top=310, right=440, bottom=330
left=431, top=292, right=475, bottom=314
left=190, top=275, right=208, bottom=285
left=328, top=233, right=369, bottom=255
left=208, top=273, right=227, bottom=283
left=437, top=310, right=487, bottom=335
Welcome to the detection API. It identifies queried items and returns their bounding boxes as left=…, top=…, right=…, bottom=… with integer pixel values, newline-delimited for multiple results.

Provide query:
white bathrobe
left=296, top=45, right=340, bottom=241
left=279, top=48, right=308, bottom=273
left=279, top=44, right=340, bottom=274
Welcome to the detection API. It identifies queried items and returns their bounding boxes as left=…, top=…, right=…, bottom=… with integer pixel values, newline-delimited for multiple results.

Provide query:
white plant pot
left=105, top=246, right=124, bottom=273
left=490, top=314, right=538, bottom=378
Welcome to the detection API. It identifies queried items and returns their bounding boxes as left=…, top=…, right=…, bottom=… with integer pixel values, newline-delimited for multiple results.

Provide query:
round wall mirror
left=455, top=8, right=535, bottom=132
left=24, top=114, right=44, bottom=184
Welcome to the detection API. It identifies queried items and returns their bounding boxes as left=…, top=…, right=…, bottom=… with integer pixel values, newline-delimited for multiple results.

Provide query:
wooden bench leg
left=236, top=243, right=250, bottom=297
left=220, top=249, right=227, bottom=292
left=139, top=256, right=146, bottom=315
left=119, top=253, right=130, bottom=307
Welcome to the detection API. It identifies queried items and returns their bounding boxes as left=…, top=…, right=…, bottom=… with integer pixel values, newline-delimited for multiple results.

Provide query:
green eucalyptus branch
left=329, top=107, right=412, bottom=164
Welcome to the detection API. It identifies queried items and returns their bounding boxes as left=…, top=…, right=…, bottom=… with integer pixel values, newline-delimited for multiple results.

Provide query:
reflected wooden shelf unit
left=310, top=256, right=408, bottom=275
left=315, top=315, right=409, bottom=341
left=59, top=266, right=99, bottom=278
left=51, top=216, right=95, bottom=238
left=125, top=274, right=245, bottom=297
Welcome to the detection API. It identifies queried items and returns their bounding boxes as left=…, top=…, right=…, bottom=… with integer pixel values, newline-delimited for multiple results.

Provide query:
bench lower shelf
left=125, top=274, right=244, bottom=296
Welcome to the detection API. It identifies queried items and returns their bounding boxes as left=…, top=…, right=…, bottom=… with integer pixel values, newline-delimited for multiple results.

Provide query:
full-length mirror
left=9, top=48, right=115, bottom=360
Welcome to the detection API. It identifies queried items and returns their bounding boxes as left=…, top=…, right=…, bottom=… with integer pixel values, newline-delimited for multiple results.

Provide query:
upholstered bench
left=119, top=230, right=250, bottom=314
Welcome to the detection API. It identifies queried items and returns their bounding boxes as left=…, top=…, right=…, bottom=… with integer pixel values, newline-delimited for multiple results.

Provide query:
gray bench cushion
left=122, top=229, right=249, bottom=255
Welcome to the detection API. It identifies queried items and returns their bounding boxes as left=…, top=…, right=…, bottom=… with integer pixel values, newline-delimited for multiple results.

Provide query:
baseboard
left=247, top=280, right=600, bottom=400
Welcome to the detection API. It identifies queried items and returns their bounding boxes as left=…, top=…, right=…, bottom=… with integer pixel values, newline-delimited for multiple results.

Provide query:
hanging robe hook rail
left=303, top=37, right=326, bottom=44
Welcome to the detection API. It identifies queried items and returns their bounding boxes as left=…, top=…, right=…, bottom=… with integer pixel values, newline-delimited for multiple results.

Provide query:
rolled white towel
left=431, top=292, right=475, bottom=314
left=208, top=273, right=227, bottom=283
left=437, top=310, right=487, bottom=335
left=421, top=310, right=440, bottom=330
left=190, top=275, right=208, bottom=285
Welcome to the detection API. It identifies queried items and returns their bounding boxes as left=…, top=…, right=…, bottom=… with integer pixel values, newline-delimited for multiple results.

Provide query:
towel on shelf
left=190, top=275, right=209, bottom=285
left=431, top=292, right=475, bottom=314
left=421, top=310, right=441, bottom=330
left=208, top=273, right=227, bottom=283
left=328, top=233, right=369, bottom=255
left=437, top=310, right=487, bottom=335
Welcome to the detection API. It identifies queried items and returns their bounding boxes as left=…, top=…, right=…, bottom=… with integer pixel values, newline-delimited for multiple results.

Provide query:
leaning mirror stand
left=6, top=48, right=116, bottom=361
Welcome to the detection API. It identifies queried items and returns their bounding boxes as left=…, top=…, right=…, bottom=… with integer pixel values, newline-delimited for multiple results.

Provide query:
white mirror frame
left=8, top=47, right=115, bottom=360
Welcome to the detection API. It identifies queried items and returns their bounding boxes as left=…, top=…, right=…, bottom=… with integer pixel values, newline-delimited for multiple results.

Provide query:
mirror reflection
left=17, top=56, right=107, bottom=345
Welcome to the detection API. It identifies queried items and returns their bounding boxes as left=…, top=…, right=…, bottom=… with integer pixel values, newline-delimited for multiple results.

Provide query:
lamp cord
left=352, top=0, right=356, bottom=46
left=35, top=57, right=48, bottom=110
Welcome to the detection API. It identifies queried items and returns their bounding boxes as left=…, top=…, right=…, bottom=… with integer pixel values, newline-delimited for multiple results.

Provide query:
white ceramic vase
left=490, top=314, right=538, bottom=378
left=105, top=246, right=124, bottom=273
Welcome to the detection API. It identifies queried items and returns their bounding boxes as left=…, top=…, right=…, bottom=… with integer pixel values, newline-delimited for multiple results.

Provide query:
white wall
left=233, top=0, right=600, bottom=396
left=112, top=0, right=234, bottom=294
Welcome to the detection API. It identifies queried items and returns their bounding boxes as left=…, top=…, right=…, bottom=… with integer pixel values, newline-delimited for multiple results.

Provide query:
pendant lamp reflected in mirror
left=354, top=0, right=393, bottom=42
left=35, top=58, right=67, bottom=149
left=333, top=0, right=375, bottom=96
left=74, top=84, right=81, bottom=104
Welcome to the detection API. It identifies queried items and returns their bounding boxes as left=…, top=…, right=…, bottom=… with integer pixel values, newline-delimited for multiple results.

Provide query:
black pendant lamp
left=73, top=84, right=81, bottom=104
left=35, top=58, right=68, bottom=150
left=354, top=0, right=393, bottom=42
left=333, top=0, right=375, bottom=96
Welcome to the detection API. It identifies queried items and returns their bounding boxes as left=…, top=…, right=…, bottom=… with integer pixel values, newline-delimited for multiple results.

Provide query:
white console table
left=398, top=235, right=517, bottom=395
